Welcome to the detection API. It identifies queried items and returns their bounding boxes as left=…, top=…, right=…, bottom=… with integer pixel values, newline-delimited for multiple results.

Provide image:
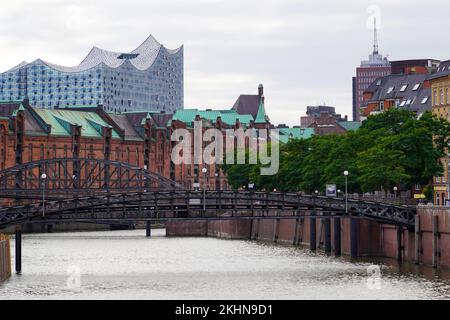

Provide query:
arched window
left=52, top=144, right=57, bottom=158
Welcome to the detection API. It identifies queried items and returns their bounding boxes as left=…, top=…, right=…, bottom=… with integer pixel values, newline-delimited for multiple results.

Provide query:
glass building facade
left=0, top=35, right=183, bottom=113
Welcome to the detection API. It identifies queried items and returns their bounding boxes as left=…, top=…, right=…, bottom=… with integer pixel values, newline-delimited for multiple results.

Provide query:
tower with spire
left=352, top=18, right=392, bottom=121
left=362, top=18, right=390, bottom=67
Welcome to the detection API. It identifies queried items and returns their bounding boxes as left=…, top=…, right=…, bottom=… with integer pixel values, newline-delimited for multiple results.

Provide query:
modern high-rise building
left=0, top=35, right=183, bottom=113
left=352, top=19, right=391, bottom=121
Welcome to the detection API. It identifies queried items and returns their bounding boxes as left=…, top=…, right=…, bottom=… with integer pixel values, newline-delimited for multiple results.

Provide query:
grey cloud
left=0, top=0, right=448, bottom=125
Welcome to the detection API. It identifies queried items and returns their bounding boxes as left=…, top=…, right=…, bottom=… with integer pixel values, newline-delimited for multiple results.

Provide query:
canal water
left=1, top=229, right=450, bottom=300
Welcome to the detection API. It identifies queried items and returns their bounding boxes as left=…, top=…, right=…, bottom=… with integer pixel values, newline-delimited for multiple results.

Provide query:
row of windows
left=433, top=87, right=450, bottom=106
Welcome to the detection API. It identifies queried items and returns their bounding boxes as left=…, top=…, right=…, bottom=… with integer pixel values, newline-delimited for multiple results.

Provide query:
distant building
left=300, top=105, right=347, bottom=128
left=306, top=112, right=360, bottom=136
left=360, top=69, right=433, bottom=121
left=352, top=18, right=391, bottom=122
left=391, top=59, right=440, bottom=75
left=430, top=60, right=450, bottom=205
left=0, top=35, right=184, bottom=113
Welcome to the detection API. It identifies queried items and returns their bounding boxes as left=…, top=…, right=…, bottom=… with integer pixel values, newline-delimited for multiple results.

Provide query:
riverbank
left=165, top=207, right=450, bottom=270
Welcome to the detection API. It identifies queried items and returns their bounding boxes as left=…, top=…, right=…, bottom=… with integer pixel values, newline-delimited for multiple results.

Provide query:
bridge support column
left=350, top=217, right=358, bottom=259
left=414, top=215, right=421, bottom=265
left=334, top=217, right=341, bottom=257
left=432, top=215, right=439, bottom=268
left=310, top=214, right=316, bottom=251
left=397, top=226, right=403, bottom=262
left=15, top=225, right=22, bottom=273
left=324, top=214, right=331, bottom=253
left=146, top=221, right=151, bottom=238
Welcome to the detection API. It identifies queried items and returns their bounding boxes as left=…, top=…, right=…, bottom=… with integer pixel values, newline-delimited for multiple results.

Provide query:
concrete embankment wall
left=0, top=234, right=11, bottom=282
left=166, top=210, right=384, bottom=257
left=166, top=207, right=450, bottom=269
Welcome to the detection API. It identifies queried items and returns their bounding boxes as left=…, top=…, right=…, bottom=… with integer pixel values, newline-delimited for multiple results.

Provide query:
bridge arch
left=0, top=158, right=183, bottom=199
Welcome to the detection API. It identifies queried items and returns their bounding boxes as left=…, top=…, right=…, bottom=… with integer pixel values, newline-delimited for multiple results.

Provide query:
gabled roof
left=34, top=109, right=121, bottom=138
left=364, top=73, right=431, bottom=114
left=232, top=95, right=260, bottom=119
left=254, top=99, right=268, bottom=124
left=172, top=109, right=254, bottom=127
left=107, top=113, right=142, bottom=141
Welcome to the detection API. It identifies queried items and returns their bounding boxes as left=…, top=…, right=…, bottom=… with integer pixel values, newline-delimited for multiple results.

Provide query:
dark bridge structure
left=0, top=159, right=417, bottom=273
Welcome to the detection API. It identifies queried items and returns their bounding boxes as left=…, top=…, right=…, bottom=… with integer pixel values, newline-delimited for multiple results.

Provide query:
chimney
left=258, top=84, right=264, bottom=97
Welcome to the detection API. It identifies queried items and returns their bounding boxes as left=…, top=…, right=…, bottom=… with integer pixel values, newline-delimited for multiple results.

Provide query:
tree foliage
left=221, top=109, right=450, bottom=194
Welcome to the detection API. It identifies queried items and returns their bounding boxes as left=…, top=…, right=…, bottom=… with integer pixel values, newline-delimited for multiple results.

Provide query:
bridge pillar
left=146, top=221, right=151, bottom=238
left=397, top=226, right=403, bottom=262
left=432, top=215, right=439, bottom=268
left=350, top=217, right=358, bottom=259
left=334, top=217, right=341, bottom=257
left=414, top=215, right=421, bottom=265
left=15, top=225, right=22, bottom=273
left=324, top=213, right=331, bottom=253
left=310, top=213, right=316, bottom=251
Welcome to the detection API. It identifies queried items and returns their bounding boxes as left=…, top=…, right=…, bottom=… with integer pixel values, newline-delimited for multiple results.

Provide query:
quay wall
left=166, top=207, right=450, bottom=269
left=0, top=234, right=11, bottom=282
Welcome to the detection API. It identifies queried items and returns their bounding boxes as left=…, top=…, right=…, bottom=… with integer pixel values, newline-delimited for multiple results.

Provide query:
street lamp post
left=343, top=170, right=349, bottom=214
left=41, top=173, right=47, bottom=217
left=202, top=167, right=207, bottom=213
left=393, top=186, right=398, bottom=202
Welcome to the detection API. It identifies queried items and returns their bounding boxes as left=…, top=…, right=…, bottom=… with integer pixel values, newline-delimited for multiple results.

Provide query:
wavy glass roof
left=5, top=35, right=182, bottom=73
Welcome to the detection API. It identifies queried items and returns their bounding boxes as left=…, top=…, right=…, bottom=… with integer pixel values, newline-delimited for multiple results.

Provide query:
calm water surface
left=1, top=229, right=450, bottom=300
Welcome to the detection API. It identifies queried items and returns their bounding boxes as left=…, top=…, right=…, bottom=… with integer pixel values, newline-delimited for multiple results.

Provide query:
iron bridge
left=0, top=159, right=416, bottom=230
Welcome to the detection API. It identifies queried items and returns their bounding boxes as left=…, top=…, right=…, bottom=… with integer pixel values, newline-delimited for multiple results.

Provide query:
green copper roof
left=172, top=109, right=254, bottom=127
left=278, top=127, right=314, bottom=143
left=338, top=121, right=361, bottom=131
left=254, top=100, right=267, bottom=124
left=10, top=102, right=25, bottom=117
left=34, top=109, right=120, bottom=138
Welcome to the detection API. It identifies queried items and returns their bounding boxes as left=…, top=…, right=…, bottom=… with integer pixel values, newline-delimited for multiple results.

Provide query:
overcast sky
left=0, top=0, right=448, bottom=125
